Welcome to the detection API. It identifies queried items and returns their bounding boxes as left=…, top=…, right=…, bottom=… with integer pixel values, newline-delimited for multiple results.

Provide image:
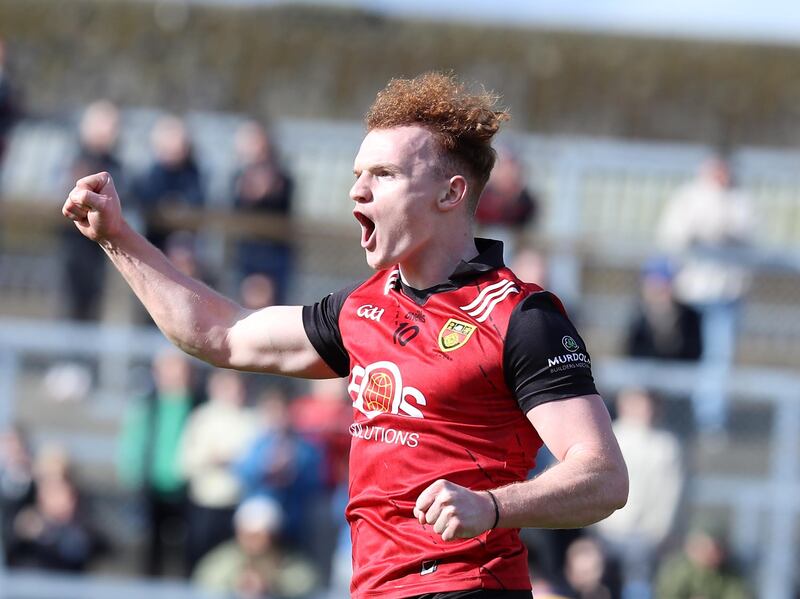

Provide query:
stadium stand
left=3, top=109, right=800, bottom=597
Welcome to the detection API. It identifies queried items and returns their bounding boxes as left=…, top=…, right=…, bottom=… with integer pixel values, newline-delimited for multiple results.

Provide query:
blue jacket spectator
left=235, top=389, right=323, bottom=549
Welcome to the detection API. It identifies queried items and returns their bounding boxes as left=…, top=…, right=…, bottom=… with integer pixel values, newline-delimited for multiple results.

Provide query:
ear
left=436, top=175, right=469, bottom=213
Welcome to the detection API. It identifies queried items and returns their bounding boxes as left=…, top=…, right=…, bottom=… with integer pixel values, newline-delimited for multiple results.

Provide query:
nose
left=350, top=173, right=372, bottom=204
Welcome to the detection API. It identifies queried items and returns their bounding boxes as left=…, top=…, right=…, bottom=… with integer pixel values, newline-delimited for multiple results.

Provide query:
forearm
left=100, top=222, right=243, bottom=364
left=491, top=449, right=628, bottom=529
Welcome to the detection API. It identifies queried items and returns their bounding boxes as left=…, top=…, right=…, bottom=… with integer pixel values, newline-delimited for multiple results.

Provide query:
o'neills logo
left=547, top=352, right=592, bottom=368
left=349, top=423, right=420, bottom=448
left=348, top=360, right=427, bottom=419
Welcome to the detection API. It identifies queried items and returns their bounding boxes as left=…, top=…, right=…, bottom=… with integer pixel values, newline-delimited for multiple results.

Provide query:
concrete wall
left=2, top=0, right=800, bottom=146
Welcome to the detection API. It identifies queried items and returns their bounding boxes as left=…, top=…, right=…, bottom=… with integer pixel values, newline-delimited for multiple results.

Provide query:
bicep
left=527, top=394, right=621, bottom=463
left=225, top=305, right=338, bottom=378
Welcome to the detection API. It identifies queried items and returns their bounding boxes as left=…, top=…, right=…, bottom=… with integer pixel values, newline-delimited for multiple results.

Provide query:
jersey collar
left=397, top=238, right=506, bottom=305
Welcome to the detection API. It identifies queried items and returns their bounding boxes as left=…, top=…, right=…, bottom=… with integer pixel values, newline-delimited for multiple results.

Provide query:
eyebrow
left=353, top=162, right=402, bottom=176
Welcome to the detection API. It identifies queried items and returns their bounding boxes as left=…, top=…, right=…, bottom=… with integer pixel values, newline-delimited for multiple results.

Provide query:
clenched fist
left=413, top=479, right=497, bottom=542
left=62, top=172, right=124, bottom=244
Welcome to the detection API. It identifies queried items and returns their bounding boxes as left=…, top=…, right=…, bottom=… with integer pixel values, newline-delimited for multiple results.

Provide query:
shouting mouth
left=354, top=211, right=376, bottom=250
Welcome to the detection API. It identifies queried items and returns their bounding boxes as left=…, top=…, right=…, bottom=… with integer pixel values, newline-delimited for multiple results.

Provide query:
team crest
left=437, top=318, right=476, bottom=352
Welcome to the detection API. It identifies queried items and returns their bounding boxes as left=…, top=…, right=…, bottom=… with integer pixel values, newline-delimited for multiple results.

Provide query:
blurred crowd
left=0, top=36, right=760, bottom=599
left=1, top=378, right=753, bottom=599
left=60, top=100, right=295, bottom=322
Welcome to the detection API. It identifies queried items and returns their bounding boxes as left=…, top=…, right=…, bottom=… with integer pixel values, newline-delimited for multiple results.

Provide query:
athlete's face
left=350, top=126, right=451, bottom=271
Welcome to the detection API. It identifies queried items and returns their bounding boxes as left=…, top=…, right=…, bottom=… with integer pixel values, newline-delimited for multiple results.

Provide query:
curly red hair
left=365, top=72, right=510, bottom=210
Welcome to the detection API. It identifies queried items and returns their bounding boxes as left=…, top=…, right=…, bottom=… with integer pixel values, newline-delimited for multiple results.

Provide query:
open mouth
left=354, top=211, right=376, bottom=249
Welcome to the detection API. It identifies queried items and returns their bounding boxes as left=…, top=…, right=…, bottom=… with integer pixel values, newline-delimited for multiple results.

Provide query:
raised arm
left=62, top=172, right=334, bottom=378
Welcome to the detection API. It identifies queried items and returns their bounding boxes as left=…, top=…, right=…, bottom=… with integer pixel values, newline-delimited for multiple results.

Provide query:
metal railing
left=598, top=358, right=800, bottom=599
left=4, top=115, right=800, bottom=246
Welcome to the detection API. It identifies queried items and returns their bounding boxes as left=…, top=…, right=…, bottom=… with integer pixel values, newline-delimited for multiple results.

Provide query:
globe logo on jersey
left=348, top=361, right=427, bottom=419
left=363, top=368, right=394, bottom=413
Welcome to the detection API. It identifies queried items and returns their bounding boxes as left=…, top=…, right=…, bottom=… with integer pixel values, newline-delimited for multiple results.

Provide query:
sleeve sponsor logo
left=546, top=351, right=592, bottom=372
left=562, top=335, right=580, bottom=352
left=547, top=336, right=591, bottom=372
left=348, top=361, right=427, bottom=419
left=437, top=318, right=476, bottom=352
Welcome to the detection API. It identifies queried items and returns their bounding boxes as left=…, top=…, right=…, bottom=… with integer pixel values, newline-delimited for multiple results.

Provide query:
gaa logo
left=356, top=304, right=384, bottom=322
left=348, top=361, right=427, bottom=419
left=562, top=336, right=579, bottom=352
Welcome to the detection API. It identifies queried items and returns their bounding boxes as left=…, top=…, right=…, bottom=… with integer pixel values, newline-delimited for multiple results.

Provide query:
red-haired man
left=63, top=73, right=628, bottom=599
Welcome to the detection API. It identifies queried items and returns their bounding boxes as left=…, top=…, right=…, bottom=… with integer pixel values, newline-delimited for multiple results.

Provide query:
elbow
left=611, top=473, right=629, bottom=512
left=172, top=325, right=235, bottom=369
left=602, top=462, right=630, bottom=516
left=172, top=336, right=225, bottom=368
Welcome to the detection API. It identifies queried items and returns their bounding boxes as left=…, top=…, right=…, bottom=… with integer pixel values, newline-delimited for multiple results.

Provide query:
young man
left=63, top=73, right=628, bottom=599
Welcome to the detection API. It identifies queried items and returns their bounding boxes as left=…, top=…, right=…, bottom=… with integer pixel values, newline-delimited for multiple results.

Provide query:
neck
left=398, top=226, right=477, bottom=289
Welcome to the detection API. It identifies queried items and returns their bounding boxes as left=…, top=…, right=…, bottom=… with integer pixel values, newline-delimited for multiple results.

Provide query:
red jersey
left=303, top=239, right=597, bottom=598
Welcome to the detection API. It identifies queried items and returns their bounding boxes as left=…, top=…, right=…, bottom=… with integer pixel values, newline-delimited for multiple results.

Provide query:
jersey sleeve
left=302, top=283, right=360, bottom=378
left=504, top=291, right=599, bottom=414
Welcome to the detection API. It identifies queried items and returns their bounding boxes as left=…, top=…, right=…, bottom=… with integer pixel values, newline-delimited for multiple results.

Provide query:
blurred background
left=1, top=0, right=800, bottom=598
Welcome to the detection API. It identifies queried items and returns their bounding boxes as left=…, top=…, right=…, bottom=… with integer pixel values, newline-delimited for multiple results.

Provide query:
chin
left=364, top=253, right=387, bottom=271
left=364, top=250, right=396, bottom=272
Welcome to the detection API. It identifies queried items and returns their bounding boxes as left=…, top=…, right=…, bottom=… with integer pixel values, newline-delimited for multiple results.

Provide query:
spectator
left=62, top=100, right=124, bottom=321
left=563, top=536, right=617, bottom=599
left=236, top=388, right=323, bottom=551
left=529, top=547, right=575, bottom=599
left=32, top=443, right=72, bottom=485
left=239, top=272, right=278, bottom=310
left=179, top=369, right=258, bottom=573
left=594, top=387, right=684, bottom=599
left=0, top=37, right=18, bottom=160
left=290, top=378, right=350, bottom=583
left=657, top=155, right=755, bottom=434
left=117, top=348, right=195, bottom=576
left=510, top=246, right=549, bottom=289
left=193, top=496, right=317, bottom=598
left=164, top=230, right=214, bottom=285
left=134, top=114, right=205, bottom=250
left=655, top=522, right=750, bottom=599
left=0, top=425, right=35, bottom=562
left=327, top=483, right=353, bottom=598
left=232, top=119, right=294, bottom=303
left=476, top=145, right=539, bottom=260
left=625, top=257, right=702, bottom=362
left=290, top=378, right=350, bottom=491
left=531, top=577, right=574, bottom=599
left=9, top=447, right=99, bottom=572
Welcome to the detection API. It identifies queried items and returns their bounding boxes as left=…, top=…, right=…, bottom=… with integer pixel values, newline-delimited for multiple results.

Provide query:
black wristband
left=485, top=490, right=500, bottom=530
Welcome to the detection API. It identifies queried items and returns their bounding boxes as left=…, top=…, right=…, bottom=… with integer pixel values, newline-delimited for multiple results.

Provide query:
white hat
left=234, top=496, right=283, bottom=533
